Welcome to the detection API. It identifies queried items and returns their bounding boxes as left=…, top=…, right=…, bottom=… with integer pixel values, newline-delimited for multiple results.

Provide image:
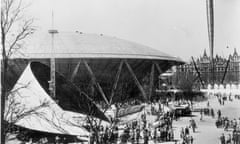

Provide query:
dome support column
left=109, top=60, right=123, bottom=104
left=124, top=60, right=147, bottom=101
left=155, top=63, right=162, bottom=74
left=149, top=64, right=155, bottom=101
left=70, top=60, right=81, bottom=82
left=83, top=60, right=110, bottom=105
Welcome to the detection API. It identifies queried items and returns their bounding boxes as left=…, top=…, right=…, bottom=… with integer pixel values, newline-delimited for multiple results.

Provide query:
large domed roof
left=14, top=31, right=183, bottom=63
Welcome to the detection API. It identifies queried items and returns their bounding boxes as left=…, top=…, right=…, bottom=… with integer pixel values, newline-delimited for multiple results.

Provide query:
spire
left=233, top=48, right=238, bottom=56
left=203, top=49, right=207, bottom=57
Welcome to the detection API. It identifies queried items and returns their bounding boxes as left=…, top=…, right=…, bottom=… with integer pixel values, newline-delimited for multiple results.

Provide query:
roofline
left=11, top=52, right=184, bottom=62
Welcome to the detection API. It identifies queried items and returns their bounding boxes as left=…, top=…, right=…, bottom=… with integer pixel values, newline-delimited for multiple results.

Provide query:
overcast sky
left=25, top=0, right=240, bottom=61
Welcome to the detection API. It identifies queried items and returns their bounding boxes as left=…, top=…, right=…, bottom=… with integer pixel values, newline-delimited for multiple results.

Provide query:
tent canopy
left=5, top=63, right=93, bottom=138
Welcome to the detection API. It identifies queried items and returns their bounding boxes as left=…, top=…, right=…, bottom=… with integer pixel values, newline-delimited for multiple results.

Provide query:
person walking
left=89, top=130, right=95, bottom=144
left=143, top=129, right=149, bottom=144
left=190, top=119, right=197, bottom=133
left=129, top=128, right=135, bottom=144
left=210, top=108, right=214, bottom=118
left=103, top=128, right=109, bottom=144
left=207, top=101, right=210, bottom=107
left=232, top=129, right=237, bottom=144
left=153, top=128, right=157, bottom=143
left=226, top=134, right=232, bottom=144
left=217, top=110, right=222, bottom=119
left=185, top=126, right=189, bottom=136
left=136, top=128, right=141, bottom=144
left=224, top=119, right=229, bottom=131
left=220, top=133, right=226, bottom=144
left=120, top=130, right=128, bottom=144
left=114, top=127, right=119, bottom=144
left=200, top=109, right=203, bottom=121
left=180, top=127, right=185, bottom=139
left=190, top=135, right=193, bottom=144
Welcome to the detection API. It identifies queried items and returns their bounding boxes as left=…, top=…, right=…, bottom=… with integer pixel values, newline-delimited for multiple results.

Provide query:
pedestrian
left=200, top=109, right=203, bottom=121
left=217, top=110, right=222, bottom=119
left=232, top=129, right=237, bottom=144
left=185, top=134, right=191, bottom=144
left=114, top=126, right=119, bottom=144
left=169, top=128, right=174, bottom=141
left=190, top=135, right=193, bottom=144
left=55, top=136, right=61, bottom=144
left=130, top=128, right=135, bottom=144
left=153, top=128, right=157, bottom=143
left=219, top=98, right=222, bottom=105
left=120, top=130, right=128, bottom=144
left=157, top=127, right=161, bottom=142
left=99, top=126, right=104, bottom=143
left=224, top=119, right=229, bottom=131
left=211, top=108, right=215, bottom=118
left=89, top=130, right=95, bottom=144
left=136, top=128, right=141, bottom=144
left=233, top=119, right=237, bottom=130
left=180, top=127, right=185, bottom=139
left=238, top=118, right=240, bottom=126
left=226, top=134, right=231, bottom=144
left=185, top=126, right=189, bottom=135
left=190, top=118, right=197, bottom=133
left=25, top=138, right=33, bottom=144
left=109, top=129, right=115, bottom=144
left=220, top=133, right=225, bottom=144
left=143, top=129, right=149, bottom=144
left=103, top=128, right=109, bottom=144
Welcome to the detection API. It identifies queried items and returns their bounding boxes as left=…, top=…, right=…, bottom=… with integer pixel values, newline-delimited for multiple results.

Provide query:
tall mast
left=48, top=11, right=58, bottom=100
left=206, top=0, right=215, bottom=84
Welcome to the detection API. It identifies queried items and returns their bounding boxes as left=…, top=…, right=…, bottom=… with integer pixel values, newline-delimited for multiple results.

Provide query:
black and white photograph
left=1, top=0, right=240, bottom=143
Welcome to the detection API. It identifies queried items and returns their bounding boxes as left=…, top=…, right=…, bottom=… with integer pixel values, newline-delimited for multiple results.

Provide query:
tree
left=173, top=72, right=196, bottom=100
left=177, top=72, right=196, bottom=92
left=1, top=0, right=35, bottom=143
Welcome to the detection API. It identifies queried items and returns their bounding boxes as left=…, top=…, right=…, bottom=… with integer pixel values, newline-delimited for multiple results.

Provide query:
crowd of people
left=118, top=112, right=175, bottom=144
left=18, top=92, right=240, bottom=144
left=84, top=96, right=187, bottom=144
left=89, top=100, right=177, bottom=144
left=217, top=116, right=240, bottom=144
left=215, top=92, right=240, bottom=144
left=180, top=126, right=194, bottom=144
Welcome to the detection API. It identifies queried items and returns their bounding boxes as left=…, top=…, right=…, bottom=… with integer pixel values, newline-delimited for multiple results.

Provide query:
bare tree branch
left=1, top=0, right=36, bottom=142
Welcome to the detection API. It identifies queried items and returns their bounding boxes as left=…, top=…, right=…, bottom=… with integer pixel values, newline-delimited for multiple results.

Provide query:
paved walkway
left=169, top=94, right=240, bottom=144
left=7, top=94, right=240, bottom=144
left=133, top=94, right=240, bottom=144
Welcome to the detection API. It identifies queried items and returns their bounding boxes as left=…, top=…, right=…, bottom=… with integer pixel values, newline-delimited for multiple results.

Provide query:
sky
left=24, top=0, right=240, bottom=61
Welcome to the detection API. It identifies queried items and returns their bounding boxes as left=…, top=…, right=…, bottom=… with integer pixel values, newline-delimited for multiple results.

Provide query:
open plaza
left=1, top=0, right=240, bottom=144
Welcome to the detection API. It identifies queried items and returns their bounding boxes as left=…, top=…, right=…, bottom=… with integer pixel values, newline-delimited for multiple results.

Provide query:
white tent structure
left=219, top=84, right=225, bottom=94
left=4, top=64, right=89, bottom=141
left=201, top=83, right=240, bottom=95
left=225, top=84, right=231, bottom=95
left=213, top=83, right=219, bottom=94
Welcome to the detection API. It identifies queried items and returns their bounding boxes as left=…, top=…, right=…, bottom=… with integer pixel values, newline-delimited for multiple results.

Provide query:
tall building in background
left=176, top=48, right=240, bottom=86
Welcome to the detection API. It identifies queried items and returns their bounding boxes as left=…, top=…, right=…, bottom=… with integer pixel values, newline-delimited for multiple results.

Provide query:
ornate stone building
left=176, top=48, right=240, bottom=86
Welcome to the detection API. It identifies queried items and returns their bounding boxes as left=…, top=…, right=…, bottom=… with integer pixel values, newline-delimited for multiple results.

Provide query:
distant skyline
left=24, top=0, right=240, bottom=61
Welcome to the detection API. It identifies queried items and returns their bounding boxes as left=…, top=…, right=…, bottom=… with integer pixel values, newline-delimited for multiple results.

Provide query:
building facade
left=176, top=48, right=240, bottom=86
